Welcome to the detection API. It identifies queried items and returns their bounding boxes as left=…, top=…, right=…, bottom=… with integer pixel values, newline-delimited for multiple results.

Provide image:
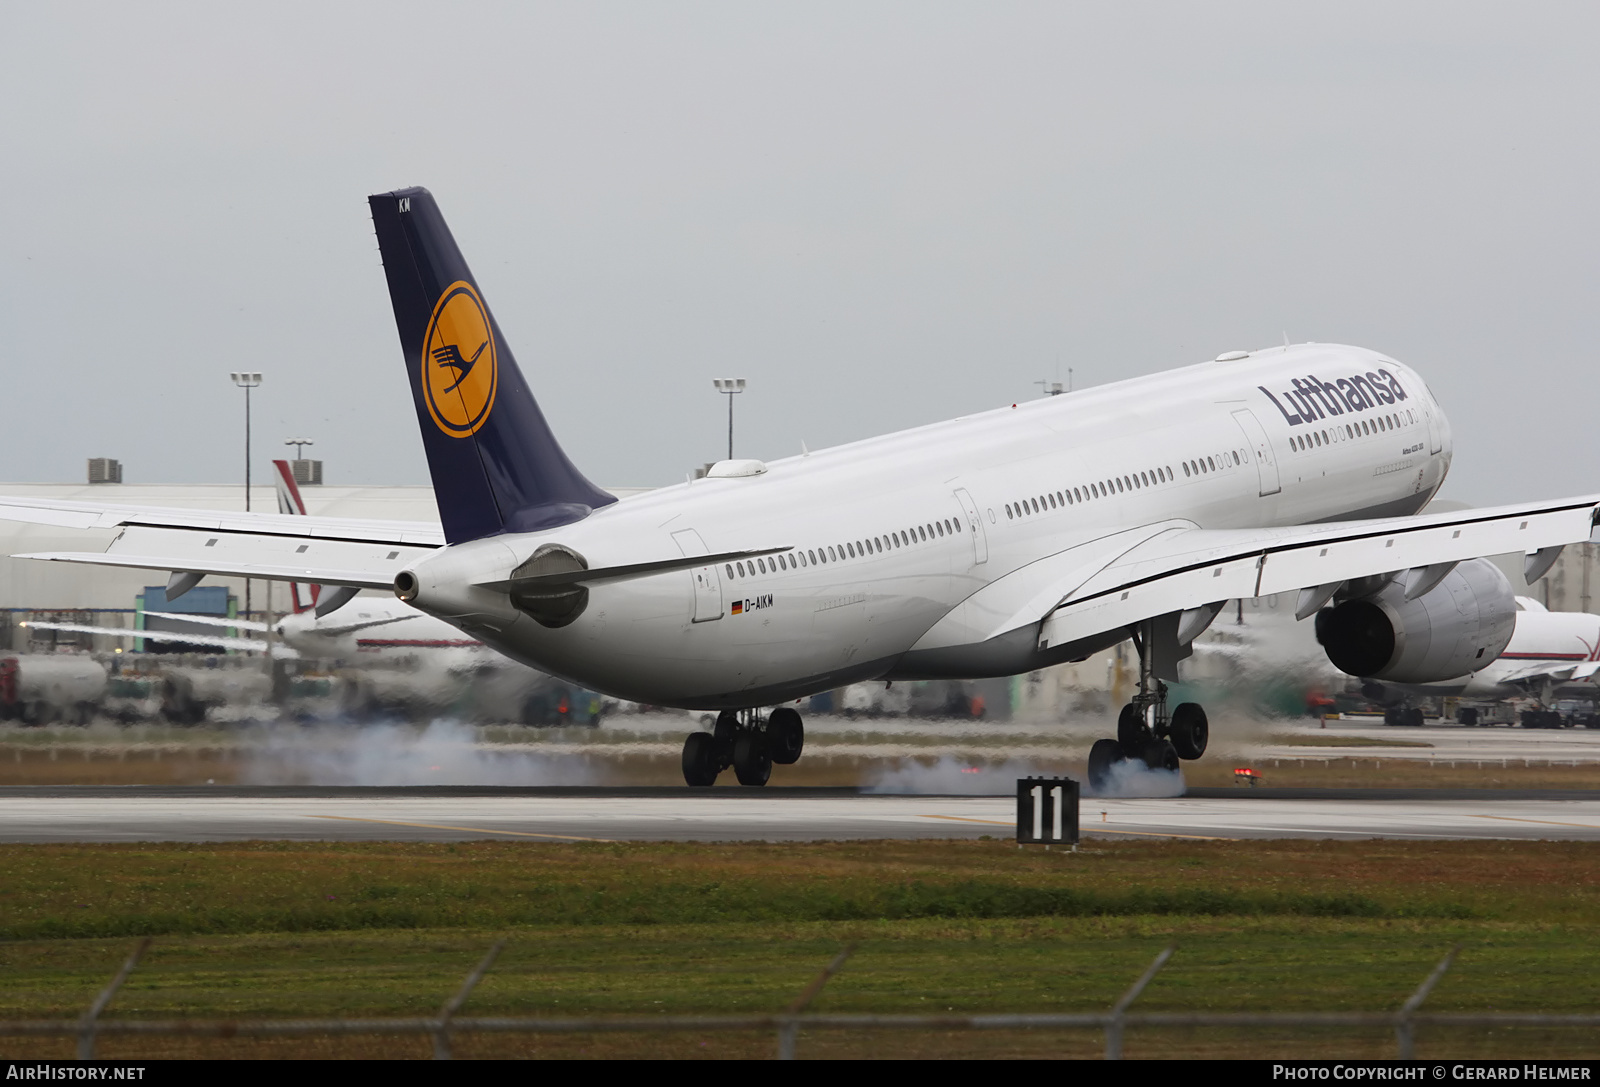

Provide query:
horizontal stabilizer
left=477, top=547, right=793, bottom=591
left=16, top=551, right=396, bottom=590
left=0, top=495, right=443, bottom=545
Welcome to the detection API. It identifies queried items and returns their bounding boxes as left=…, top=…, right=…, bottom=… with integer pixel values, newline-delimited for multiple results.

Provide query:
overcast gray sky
left=2, top=2, right=1595, bottom=505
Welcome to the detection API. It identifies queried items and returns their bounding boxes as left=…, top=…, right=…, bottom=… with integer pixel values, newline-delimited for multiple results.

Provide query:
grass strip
left=3, top=839, right=1600, bottom=1058
left=0, top=838, right=1594, bottom=940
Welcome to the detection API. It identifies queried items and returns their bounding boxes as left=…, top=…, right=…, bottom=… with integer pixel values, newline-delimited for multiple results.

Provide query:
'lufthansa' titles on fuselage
left=1258, top=369, right=1409, bottom=427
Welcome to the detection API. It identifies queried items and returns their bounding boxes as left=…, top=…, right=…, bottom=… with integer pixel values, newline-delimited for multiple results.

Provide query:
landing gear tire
left=1141, top=739, right=1181, bottom=773
left=1088, top=738, right=1127, bottom=793
left=1116, top=703, right=1150, bottom=748
left=768, top=707, right=804, bottom=765
left=682, top=731, right=720, bottom=786
left=733, top=733, right=772, bottom=786
left=1169, top=702, right=1209, bottom=760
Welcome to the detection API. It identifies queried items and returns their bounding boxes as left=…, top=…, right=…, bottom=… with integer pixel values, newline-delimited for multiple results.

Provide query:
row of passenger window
left=1289, top=408, right=1417, bottom=453
left=1006, top=465, right=1169, bottom=520
left=726, top=514, right=964, bottom=580
left=1003, top=447, right=1246, bottom=522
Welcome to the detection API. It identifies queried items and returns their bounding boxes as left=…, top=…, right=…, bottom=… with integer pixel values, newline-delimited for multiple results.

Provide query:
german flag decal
left=731, top=600, right=743, bottom=615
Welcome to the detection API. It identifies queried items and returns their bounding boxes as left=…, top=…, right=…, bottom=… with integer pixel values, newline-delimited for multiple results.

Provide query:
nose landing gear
left=681, top=706, right=805, bottom=786
left=1087, top=620, right=1210, bottom=793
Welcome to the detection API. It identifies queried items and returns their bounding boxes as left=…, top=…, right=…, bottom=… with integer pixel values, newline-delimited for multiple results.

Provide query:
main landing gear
left=682, top=706, right=804, bottom=786
left=1087, top=622, right=1210, bottom=793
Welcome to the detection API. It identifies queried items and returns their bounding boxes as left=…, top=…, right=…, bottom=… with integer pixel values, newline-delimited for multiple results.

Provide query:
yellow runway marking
left=1470, top=814, right=1600, bottom=831
left=917, top=813, right=1225, bottom=840
left=311, top=814, right=614, bottom=843
left=1082, top=826, right=1226, bottom=840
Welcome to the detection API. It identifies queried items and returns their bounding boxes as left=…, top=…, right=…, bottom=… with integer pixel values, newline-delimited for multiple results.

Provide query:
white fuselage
left=275, top=599, right=480, bottom=658
left=403, top=345, right=1452, bottom=708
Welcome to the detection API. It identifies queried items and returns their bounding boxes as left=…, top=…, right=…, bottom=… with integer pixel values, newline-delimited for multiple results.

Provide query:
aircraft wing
left=17, top=619, right=281, bottom=655
left=142, top=610, right=270, bottom=633
left=1495, top=660, right=1600, bottom=686
left=315, top=614, right=420, bottom=637
left=1019, top=494, right=1600, bottom=652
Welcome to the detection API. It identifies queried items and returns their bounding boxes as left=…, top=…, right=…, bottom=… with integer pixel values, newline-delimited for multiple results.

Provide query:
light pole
left=230, top=372, right=262, bottom=618
left=285, top=437, right=314, bottom=460
left=711, top=378, right=745, bottom=460
left=230, top=373, right=263, bottom=509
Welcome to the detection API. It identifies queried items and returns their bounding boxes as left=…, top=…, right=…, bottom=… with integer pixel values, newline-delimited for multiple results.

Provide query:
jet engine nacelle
left=1313, top=557, right=1516, bottom=683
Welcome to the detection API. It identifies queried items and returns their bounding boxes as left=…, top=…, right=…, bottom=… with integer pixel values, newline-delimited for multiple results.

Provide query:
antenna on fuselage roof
left=1282, top=332, right=1290, bottom=350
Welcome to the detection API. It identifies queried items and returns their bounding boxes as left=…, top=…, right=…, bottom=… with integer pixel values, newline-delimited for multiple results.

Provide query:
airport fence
left=8, top=939, right=1600, bottom=1060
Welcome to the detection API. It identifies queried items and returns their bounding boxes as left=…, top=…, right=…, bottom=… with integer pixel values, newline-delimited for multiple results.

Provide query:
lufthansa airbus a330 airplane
left=4, top=188, right=1597, bottom=788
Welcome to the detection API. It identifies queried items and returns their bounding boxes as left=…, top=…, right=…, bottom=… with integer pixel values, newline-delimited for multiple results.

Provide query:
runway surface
left=1257, top=717, right=1600, bottom=762
left=2, top=787, right=1599, bottom=842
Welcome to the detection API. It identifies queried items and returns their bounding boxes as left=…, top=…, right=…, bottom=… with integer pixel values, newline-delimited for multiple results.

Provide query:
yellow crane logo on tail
left=421, top=281, right=498, bottom=437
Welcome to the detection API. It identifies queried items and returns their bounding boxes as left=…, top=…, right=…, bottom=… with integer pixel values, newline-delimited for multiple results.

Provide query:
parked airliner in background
left=1, top=188, right=1596, bottom=789
left=265, top=458, right=479, bottom=655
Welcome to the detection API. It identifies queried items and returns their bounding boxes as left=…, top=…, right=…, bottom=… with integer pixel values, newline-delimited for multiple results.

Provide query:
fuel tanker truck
left=0, top=654, right=109, bottom=725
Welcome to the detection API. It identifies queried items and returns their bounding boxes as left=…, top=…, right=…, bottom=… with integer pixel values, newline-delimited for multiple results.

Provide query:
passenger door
left=1230, top=409, right=1282, bottom=496
left=670, top=528, right=723, bottom=622
left=954, top=487, right=989, bottom=564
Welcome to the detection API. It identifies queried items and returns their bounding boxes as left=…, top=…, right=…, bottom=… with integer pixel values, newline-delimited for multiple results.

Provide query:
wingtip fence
left=10, top=938, right=1597, bottom=1060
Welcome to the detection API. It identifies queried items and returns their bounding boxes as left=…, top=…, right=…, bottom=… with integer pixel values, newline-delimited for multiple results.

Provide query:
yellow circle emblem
left=421, top=281, right=498, bottom=437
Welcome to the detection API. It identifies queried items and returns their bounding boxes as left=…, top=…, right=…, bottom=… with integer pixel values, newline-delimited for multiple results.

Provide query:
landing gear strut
left=681, top=707, right=805, bottom=786
left=1087, top=620, right=1209, bottom=792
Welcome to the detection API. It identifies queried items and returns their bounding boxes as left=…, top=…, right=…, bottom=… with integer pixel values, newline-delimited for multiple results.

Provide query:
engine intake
left=1314, top=557, right=1515, bottom=683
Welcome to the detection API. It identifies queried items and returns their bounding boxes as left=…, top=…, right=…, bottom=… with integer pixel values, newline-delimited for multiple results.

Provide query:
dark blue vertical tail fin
left=369, top=187, right=615, bottom=544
